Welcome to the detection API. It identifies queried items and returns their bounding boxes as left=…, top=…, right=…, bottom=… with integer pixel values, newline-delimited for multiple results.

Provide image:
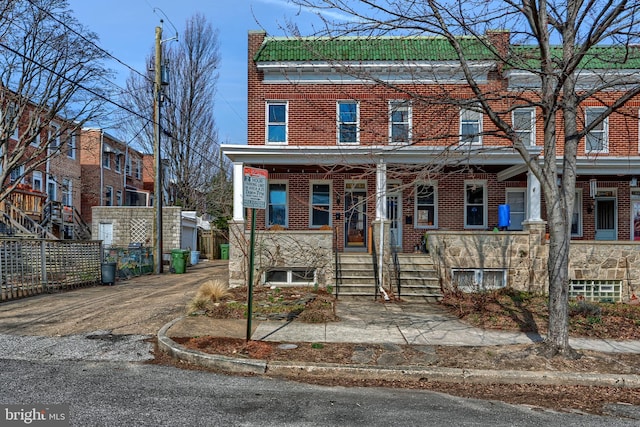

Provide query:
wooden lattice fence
left=0, top=238, right=102, bottom=302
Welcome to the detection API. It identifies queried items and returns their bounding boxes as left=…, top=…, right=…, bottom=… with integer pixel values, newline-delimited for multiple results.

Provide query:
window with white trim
left=114, top=155, right=122, bottom=173
left=135, top=159, right=142, bottom=179
left=267, top=182, right=288, bottom=227
left=126, top=156, right=132, bottom=176
left=116, top=190, right=123, bottom=206
left=32, top=171, right=43, bottom=192
left=105, top=186, right=113, bottom=206
left=310, top=182, right=331, bottom=228
left=460, top=104, right=482, bottom=145
left=9, top=165, right=24, bottom=183
left=3, top=103, right=19, bottom=140
left=506, top=189, right=526, bottom=231
left=103, top=152, right=111, bottom=169
left=571, top=190, right=583, bottom=237
left=264, top=268, right=316, bottom=286
left=49, top=123, right=60, bottom=152
left=452, top=268, right=507, bottom=292
left=465, top=181, right=487, bottom=229
left=61, top=178, right=72, bottom=206
left=415, top=183, right=437, bottom=228
left=513, top=108, right=535, bottom=146
left=47, top=179, right=56, bottom=201
left=66, top=133, right=76, bottom=159
left=337, top=101, right=359, bottom=144
left=30, top=112, right=40, bottom=147
left=389, top=100, right=411, bottom=144
left=585, top=107, right=608, bottom=153
left=266, top=101, right=287, bottom=144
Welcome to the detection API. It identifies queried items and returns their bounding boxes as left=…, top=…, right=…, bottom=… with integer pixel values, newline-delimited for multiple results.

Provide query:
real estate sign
left=243, top=167, right=268, bottom=210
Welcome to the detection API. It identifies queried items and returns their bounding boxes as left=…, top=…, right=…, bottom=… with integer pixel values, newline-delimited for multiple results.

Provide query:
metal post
left=154, top=25, right=163, bottom=274
left=246, top=208, right=256, bottom=342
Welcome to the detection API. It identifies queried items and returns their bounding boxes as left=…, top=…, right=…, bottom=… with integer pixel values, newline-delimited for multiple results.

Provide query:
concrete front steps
left=335, top=252, right=442, bottom=302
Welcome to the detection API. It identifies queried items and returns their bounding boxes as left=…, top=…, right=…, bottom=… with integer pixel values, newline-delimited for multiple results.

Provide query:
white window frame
left=103, top=152, right=111, bottom=170
left=116, top=190, right=123, bottom=206
left=464, top=180, right=487, bottom=229
left=29, top=112, right=40, bottom=147
left=337, top=101, right=360, bottom=144
left=505, top=188, right=526, bottom=231
left=415, top=181, right=438, bottom=229
left=49, top=123, right=60, bottom=152
left=266, top=101, right=288, bottom=144
left=47, top=178, right=56, bottom=201
left=585, top=107, right=608, bottom=153
left=32, top=171, right=43, bottom=192
left=61, top=178, right=72, bottom=206
left=571, top=189, right=583, bottom=237
left=9, top=165, right=24, bottom=183
left=3, top=103, right=19, bottom=140
left=513, top=107, right=535, bottom=146
left=263, top=268, right=317, bottom=286
left=459, top=104, right=483, bottom=145
left=267, top=180, right=288, bottom=228
left=135, top=159, right=142, bottom=179
left=389, top=100, right=411, bottom=144
left=452, top=268, right=507, bottom=292
left=66, top=133, right=76, bottom=159
left=309, top=181, right=332, bottom=228
left=105, top=185, right=113, bottom=206
left=114, top=154, right=122, bottom=174
left=126, top=156, right=132, bottom=176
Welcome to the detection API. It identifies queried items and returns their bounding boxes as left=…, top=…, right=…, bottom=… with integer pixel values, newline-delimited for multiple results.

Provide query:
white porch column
left=375, top=160, right=387, bottom=221
left=527, top=170, right=542, bottom=222
left=232, top=161, right=244, bottom=221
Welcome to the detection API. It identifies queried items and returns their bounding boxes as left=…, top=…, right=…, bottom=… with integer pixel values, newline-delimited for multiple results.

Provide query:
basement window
left=452, top=268, right=507, bottom=292
left=264, top=268, right=316, bottom=286
left=569, top=280, right=621, bottom=302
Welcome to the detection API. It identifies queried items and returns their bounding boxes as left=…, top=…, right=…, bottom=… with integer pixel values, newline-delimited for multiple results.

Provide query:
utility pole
left=154, top=24, right=163, bottom=274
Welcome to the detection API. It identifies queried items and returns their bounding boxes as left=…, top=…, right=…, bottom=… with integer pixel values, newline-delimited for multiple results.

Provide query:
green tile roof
left=254, top=36, right=499, bottom=62
left=255, top=36, right=640, bottom=70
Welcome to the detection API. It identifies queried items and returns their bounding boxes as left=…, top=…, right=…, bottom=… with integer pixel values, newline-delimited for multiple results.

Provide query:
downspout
left=99, top=130, right=104, bottom=206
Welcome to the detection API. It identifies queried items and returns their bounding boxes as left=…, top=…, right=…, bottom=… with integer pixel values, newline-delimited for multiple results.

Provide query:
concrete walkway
left=248, top=300, right=640, bottom=354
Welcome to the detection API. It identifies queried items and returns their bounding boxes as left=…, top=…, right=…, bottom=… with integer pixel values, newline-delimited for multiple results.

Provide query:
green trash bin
left=171, top=249, right=186, bottom=274
left=220, top=243, right=229, bottom=260
left=182, top=250, right=190, bottom=270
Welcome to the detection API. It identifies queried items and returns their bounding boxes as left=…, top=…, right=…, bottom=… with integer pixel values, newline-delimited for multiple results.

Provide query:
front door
left=345, top=182, right=367, bottom=249
left=595, top=198, right=617, bottom=240
left=387, top=186, right=402, bottom=247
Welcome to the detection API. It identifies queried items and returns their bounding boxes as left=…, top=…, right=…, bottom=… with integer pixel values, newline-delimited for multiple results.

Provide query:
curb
left=157, top=318, right=640, bottom=389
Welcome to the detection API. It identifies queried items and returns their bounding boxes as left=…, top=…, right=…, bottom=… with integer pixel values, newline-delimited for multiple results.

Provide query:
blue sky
left=67, top=0, right=328, bottom=146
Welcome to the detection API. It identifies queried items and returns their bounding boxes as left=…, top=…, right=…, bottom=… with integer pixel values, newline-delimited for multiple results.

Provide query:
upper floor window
left=3, top=103, right=19, bottom=140
left=32, top=171, right=43, bottom=192
left=464, top=181, right=487, bottom=229
left=266, top=101, right=287, bottom=144
left=61, top=178, right=72, bottom=206
left=114, top=155, right=122, bottom=173
left=415, top=183, right=437, bottom=228
left=116, top=190, right=123, bottom=206
left=103, top=152, right=111, bottom=169
left=389, top=100, right=411, bottom=144
left=585, top=107, right=608, bottom=153
left=337, top=101, right=359, bottom=144
left=513, top=108, right=535, bottom=146
left=9, top=165, right=24, bottom=183
left=126, top=156, right=132, bottom=176
left=29, top=112, right=41, bottom=147
left=310, top=182, right=331, bottom=228
left=267, top=182, right=288, bottom=227
left=66, top=133, right=76, bottom=159
left=105, top=186, right=113, bottom=206
left=49, top=123, right=60, bottom=152
left=135, top=159, right=142, bottom=180
left=460, top=104, right=482, bottom=145
left=47, top=179, right=56, bottom=201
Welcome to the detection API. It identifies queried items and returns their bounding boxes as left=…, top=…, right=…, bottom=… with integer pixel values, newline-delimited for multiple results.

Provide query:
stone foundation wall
left=228, top=221, right=333, bottom=288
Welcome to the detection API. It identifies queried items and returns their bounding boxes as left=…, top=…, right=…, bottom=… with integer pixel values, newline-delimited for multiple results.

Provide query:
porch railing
left=390, top=231, right=401, bottom=298
left=371, top=230, right=380, bottom=301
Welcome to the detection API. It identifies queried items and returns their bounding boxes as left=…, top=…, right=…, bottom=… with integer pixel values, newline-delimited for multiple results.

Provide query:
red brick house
left=222, top=30, right=640, bottom=300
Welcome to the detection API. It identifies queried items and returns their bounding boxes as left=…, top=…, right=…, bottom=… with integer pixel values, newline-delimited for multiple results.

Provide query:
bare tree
left=289, top=0, right=640, bottom=356
left=122, top=13, right=227, bottom=214
left=0, top=0, right=110, bottom=202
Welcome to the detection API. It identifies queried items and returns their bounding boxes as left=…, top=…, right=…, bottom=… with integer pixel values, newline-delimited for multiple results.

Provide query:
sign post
left=243, top=167, right=268, bottom=341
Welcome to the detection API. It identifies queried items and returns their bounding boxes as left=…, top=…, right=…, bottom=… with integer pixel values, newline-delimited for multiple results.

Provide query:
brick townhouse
left=222, top=30, right=640, bottom=298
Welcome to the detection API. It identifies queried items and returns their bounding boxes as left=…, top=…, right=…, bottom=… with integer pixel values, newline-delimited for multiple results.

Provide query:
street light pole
left=154, top=24, right=163, bottom=274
